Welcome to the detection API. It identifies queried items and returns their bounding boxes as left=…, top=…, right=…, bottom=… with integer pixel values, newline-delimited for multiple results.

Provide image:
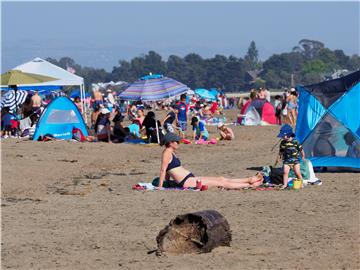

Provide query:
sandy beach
left=1, top=110, right=359, bottom=269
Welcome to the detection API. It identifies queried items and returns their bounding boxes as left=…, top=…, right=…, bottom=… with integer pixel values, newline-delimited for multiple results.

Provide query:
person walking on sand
left=274, top=124, right=305, bottom=189
left=157, top=132, right=263, bottom=189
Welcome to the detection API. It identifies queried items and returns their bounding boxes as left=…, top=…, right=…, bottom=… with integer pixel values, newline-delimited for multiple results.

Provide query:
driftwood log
left=156, top=210, right=231, bottom=255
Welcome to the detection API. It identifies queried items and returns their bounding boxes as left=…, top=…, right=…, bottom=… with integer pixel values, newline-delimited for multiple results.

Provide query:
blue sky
left=2, top=1, right=359, bottom=71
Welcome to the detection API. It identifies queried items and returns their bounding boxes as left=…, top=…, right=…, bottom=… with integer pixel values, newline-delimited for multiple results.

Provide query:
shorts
left=195, top=135, right=208, bottom=141
left=3, top=125, right=12, bottom=132
left=283, top=159, right=300, bottom=166
left=178, top=120, right=187, bottom=132
left=176, top=172, right=194, bottom=187
left=164, top=123, right=174, bottom=133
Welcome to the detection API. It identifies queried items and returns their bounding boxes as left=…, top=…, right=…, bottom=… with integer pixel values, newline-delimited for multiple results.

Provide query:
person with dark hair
left=157, top=132, right=263, bottom=189
left=275, top=124, right=305, bottom=189
left=74, top=96, right=82, bottom=113
left=142, top=111, right=163, bottom=143
left=161, top=104, right=177, bottom=133
left=1, top=107, right=13, bottom=138
left=176, top=94, right=188, bottom=139
left=112, top=108, right=127, bottom=142
left=191, top=116, right=209, bottom=141
left=274, top=95, right=282, bottom=125
left=135, top=107, right=145, bottom=128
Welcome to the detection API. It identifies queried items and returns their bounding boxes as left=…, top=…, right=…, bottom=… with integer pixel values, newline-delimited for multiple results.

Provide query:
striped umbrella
left=119, top=74, right=188, bottom=101
left=0, top=90, right=28, bottom=113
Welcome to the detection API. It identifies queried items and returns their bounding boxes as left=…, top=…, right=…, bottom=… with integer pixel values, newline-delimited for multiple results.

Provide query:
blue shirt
left=193, top=121, right=209, bottom=139
left=177, top=102, right=187, bottom=121
left=2, top=113, right=13, bottom=126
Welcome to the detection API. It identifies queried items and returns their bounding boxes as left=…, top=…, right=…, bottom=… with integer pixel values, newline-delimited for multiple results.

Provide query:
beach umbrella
left=70, top=89, right=91, bottom=99
left=0, top=90, right=28, bottom=113
left=1, top=69, right=58, bottom=114
left=194, top=88, right=218, bottom=101
left=1, top=70, right=58, bottom=86
left=119, top=74, right=188, bottom=101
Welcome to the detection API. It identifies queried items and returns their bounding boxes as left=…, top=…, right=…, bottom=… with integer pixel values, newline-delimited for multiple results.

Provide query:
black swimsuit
left=167, top=153, right=195, bottom=187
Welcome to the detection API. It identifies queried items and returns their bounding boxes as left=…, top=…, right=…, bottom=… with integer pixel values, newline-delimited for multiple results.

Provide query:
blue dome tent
left=33, top=97, right=88, bottom=141
left=295, top=70, right=360, bottom=169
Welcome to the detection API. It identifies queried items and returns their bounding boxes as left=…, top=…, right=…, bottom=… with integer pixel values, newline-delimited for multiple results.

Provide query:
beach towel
left=199, top=116, right=227, bottom=126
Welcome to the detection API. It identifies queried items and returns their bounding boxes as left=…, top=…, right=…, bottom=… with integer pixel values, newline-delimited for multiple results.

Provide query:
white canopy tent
left=12, top=57, right=87, bottom=118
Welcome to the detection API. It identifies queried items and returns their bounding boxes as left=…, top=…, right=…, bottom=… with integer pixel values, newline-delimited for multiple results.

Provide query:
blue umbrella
left=194, top=88, right=218, bottom=101
left=69, top=89, right=91, bottom=99
left=119, top=74, right=188, bottom=101
left=0, top=90, right=28, bottom=113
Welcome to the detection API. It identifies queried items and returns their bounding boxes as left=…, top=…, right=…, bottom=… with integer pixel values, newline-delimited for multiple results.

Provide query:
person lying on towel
left=158, top=132, right=263, bottom=189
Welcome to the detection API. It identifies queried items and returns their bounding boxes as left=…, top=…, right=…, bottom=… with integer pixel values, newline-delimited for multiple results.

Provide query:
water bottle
left=196, top=179, right=202, bottom=190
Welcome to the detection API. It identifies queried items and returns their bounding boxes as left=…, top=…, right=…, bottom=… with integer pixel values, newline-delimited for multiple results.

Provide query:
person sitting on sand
left=161, top=104, right=177, bottom=133
left=217, top=123, right=235, bottom=140
left=191, top=116, right=209, bottom=141
left=95, top=108, right=111, bottom=143
left=157, top=132, right=263, bottom=189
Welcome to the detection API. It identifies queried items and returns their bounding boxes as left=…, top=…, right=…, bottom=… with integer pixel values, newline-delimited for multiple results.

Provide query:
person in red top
left=210, top=101, right=219, bottom=114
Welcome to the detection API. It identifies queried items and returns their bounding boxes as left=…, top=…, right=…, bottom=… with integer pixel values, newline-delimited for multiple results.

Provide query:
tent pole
left=81, top=83, right=87, bottom=124
left=155, top=117, right=160, bottom=145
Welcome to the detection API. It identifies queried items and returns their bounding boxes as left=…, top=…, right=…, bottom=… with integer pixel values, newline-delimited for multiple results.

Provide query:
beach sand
left=1, top=110, right=359, bottom=269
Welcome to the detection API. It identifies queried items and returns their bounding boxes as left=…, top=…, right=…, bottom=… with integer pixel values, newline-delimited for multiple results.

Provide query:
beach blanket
left=200, top=116, right=227, bottom=126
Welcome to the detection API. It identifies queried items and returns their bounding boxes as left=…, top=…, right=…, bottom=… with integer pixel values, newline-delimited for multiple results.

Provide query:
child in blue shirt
left=176, top=94, right=187, bottom=138
left=1, top=107, right=14, bottom=138
left=191, top=116, right=209, bottom=141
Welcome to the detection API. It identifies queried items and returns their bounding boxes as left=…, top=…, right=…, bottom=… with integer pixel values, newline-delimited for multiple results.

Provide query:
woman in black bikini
left=158, top=133, right=263, bottom=189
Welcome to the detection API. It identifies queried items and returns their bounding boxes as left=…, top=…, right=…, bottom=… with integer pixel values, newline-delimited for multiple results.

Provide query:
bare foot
left=250, top=180, right=263, bottom=188
left=250, top=174, right=263, bottom=184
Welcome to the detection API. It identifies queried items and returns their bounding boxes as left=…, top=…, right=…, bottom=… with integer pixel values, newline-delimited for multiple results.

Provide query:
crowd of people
left=0, top=86, right=299, bottom=142
left=87, top=92, right=235, bottom=144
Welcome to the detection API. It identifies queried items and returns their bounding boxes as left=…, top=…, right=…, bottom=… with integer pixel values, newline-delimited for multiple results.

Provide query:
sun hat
left=163, top=132, right=181, bottom=145
left=277, top=124, right=293, bottom=138
left=217, top=123, right=224, bottom=129
left=101, top=108, right=111, bottom=114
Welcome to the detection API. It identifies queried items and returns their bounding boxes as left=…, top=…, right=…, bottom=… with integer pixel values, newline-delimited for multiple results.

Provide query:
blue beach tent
left=295, top=70, right=360, bottom=169
left=33, top=97, right=88, bottom=141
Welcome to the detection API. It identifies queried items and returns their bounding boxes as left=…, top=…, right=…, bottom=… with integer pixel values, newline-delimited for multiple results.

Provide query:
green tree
left=244, top=40, right=259, bottom=70
left=292, top=39, right=324, bottom=60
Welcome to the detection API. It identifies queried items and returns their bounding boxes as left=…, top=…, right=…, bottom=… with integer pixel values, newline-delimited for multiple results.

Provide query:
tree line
left=46, top=39, right=360, bottom=92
